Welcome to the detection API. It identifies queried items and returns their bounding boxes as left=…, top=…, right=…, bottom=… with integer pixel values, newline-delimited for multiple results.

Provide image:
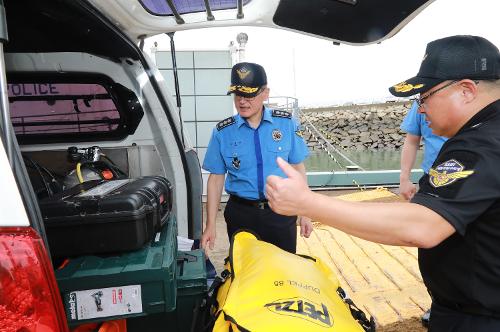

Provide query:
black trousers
left=429, top=302, right=500, bottom=332
left=224, top=197, right=297, bottom=253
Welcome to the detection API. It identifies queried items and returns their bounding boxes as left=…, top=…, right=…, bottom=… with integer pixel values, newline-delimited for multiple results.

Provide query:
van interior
left=3, top=0, right=205, bottom=330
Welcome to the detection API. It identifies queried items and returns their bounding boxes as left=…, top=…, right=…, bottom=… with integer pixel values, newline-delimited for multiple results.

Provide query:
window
left=7, top=77, right=144, bottom=145
left=139, top=0, right=251, bottom=16
left=9, top=83, right=120, bottom=136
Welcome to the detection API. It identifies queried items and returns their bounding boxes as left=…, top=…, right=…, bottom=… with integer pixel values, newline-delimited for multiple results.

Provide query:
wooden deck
left=297, top=224, right=430, bottom=326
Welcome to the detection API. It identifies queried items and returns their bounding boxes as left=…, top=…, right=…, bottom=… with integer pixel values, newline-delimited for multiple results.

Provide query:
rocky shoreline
left=300, top=101, right=414, bottom=151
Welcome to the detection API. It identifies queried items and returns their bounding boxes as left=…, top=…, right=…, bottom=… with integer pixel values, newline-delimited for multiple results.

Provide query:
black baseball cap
left=227, top=62, right=267, bottom=97
left=389, top=35, right=500, bottom=97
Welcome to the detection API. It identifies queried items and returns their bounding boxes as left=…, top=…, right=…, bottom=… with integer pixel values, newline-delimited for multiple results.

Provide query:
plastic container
left=126, top=250, right=207, bottom=332
left=55, top=216, right=177, bottom=326
left=40, top=177, right=172, bottom=257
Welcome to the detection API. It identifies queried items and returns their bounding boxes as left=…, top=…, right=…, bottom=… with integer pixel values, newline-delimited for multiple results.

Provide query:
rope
left=302, top=119, right=366, bottom=192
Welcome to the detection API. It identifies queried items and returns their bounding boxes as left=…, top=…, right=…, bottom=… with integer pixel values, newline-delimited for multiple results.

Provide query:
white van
left=0, top=0, right=433, bottom=330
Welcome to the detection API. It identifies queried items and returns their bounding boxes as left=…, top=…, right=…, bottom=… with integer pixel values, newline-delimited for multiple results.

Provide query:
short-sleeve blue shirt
left=400, top=101, right=448, bottom=173
left=202, top=107, right=309, bottom=200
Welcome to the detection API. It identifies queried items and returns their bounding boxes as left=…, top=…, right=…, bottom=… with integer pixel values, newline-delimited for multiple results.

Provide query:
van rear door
left=88, top=0, right=435, bottom=45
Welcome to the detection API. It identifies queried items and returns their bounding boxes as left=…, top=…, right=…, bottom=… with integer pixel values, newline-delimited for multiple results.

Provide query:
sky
left=144, top=0, right=500, bottom=107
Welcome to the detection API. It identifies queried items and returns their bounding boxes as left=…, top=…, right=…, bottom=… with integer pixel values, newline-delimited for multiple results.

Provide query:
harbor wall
left=301, top=101, right=415, bottom=151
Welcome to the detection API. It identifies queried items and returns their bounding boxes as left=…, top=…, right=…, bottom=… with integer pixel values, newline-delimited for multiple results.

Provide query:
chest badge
left=428, top=159, right=474, bottom=188
left=272, top=129, right=282, bottom=141
left=232, top=156, right=241, bottom=170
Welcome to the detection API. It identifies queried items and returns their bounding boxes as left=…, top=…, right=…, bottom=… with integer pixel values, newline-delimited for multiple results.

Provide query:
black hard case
left=39, top=176, right=173, bottom=258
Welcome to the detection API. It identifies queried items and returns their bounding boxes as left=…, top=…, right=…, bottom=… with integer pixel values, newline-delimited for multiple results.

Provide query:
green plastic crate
left=127, top=249, right=208, bottom=332
left=55, top=216, right=177, bottom=326
left=176, top=250, right=208, bottom=331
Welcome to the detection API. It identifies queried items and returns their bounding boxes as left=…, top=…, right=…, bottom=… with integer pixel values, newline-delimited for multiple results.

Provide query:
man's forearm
left=266, top=158, right=455, bottom=248
left=301, top=192, right=454, bottom=248
left=206, top=174, right=225, bottom=228
left=400, top=134, right=421, bottom=181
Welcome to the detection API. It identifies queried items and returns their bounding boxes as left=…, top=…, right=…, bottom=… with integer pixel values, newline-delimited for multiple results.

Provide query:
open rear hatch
left=88, top=0, right=435, bottom=45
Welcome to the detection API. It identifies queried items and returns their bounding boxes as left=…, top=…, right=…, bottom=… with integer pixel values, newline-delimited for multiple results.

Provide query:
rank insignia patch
left=271, top=109, right=292, bottom=118
left=216, top=116, right=235, bottom=131
left=272, top=129, right=282, bottom=141
left=428, top=159, right=474, bottom=188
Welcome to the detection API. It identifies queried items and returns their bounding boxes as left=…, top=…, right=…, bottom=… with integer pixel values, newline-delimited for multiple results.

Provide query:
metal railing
left=266, top=96, right=300, bottom=118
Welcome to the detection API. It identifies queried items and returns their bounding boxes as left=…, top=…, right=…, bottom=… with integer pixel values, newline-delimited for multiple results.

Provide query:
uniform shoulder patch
left=428, top=159, right=474, bottom=188
left=216, top=116, right=236, bottom=131
left=272, top=109, right=292, bottom=119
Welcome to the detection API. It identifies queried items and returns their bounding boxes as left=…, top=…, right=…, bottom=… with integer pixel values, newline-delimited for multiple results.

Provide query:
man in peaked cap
left=201, top=62, right=312, bottom=254
left=266, top=35, right=500, bottom=331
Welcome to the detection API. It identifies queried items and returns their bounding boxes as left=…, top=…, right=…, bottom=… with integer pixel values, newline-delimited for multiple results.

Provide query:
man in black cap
left=201, top=62, right=312, bottom=254
left=265, top=35, right=500, bottom=331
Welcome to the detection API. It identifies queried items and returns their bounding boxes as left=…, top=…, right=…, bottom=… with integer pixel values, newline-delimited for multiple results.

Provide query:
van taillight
left=0, top=227, right=69, bottom=331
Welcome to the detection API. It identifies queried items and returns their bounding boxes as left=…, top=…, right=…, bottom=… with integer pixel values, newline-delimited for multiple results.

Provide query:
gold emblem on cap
left=393, top=82, right=425, bottom=93
left=236, top=68, right=251, bottom=80
left=234, top=85, right=259, bottom=94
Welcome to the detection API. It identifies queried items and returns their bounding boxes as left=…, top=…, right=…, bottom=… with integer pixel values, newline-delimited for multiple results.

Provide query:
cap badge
left=428, top=159, right=474, bottom=188
left=236, top=68, right=251, bottom=80
left=393, top=82, right=425, bottom=93
left=272, top=129, right=282, bottom=141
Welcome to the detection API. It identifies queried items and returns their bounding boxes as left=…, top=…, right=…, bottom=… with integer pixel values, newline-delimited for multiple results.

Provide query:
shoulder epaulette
left=216, top=116, right=236, bottom=131
left=272, top=109, right=292, bottom=119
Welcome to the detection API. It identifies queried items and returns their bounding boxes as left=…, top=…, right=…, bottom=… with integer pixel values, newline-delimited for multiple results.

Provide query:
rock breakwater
left=300, top=102, right=414, bottom=151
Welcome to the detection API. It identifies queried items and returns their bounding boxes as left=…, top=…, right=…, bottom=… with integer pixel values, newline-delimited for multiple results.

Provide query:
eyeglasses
left=234, top=88, right=265, bottom=102
left=416, top=80, right=458, bottom=109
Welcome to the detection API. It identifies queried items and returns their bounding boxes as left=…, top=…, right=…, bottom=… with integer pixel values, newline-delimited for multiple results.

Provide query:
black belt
left=229, top=195, right=270, bottom=209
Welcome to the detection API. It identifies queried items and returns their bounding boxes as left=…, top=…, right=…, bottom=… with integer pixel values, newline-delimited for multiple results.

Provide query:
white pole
left=228, top=41, right=237, bottom=65
left=150, top=41, right=158, bottom=65
left=292, top=47, right=297, bottom=98
left=236, top=32, right=248, bottom=63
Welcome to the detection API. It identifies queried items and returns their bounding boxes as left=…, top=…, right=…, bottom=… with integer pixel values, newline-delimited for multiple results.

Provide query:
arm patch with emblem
left=419, top=150, right=478, bottom=199
left=272, top=109, right=292, bottom=119
left=216, top=116, right=235, bottom=131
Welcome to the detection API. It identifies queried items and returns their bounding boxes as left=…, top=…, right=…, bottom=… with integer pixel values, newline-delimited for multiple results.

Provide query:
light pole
left=228, top=41, right=237, bottom=65
left=236, top=32, right=248, bottom=63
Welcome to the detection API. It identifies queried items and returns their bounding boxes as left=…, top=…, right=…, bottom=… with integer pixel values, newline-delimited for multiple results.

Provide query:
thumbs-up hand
left=266, top=157, right=313, bottom=216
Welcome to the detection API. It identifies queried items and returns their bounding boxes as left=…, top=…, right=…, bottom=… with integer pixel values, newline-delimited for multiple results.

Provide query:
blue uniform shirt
left=400, top=101, right=447, bottom=174
left=203, top=107, right=309, bottom=200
